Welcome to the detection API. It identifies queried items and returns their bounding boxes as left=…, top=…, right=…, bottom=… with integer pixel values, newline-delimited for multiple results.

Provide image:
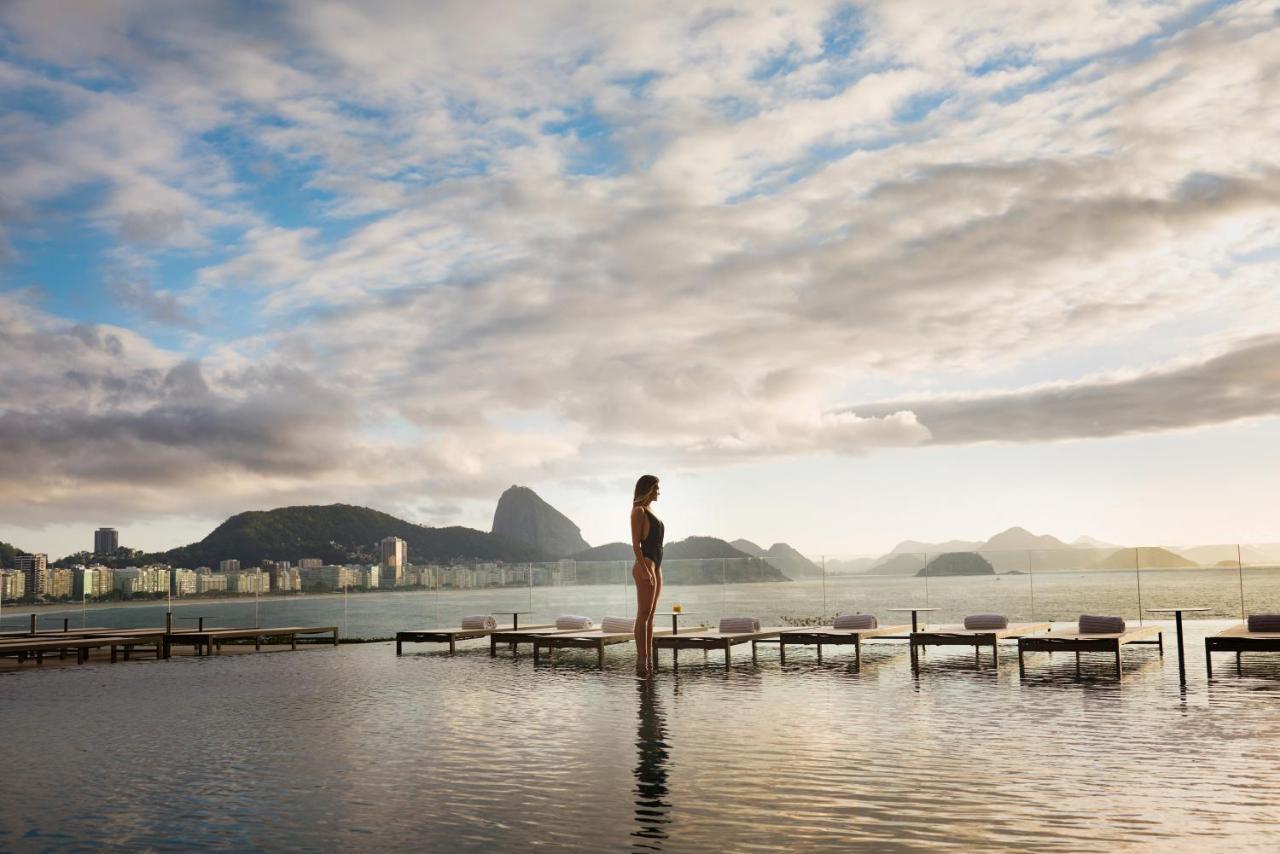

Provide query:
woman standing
left=630, top=474, right=664, bottom=676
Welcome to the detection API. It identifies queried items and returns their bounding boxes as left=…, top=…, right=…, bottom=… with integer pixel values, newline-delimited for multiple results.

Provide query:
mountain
left=862, top=527, right=1121, bottom=573
left=888, top=538, right=980, bottom=555
left=570, top=542, right=637, bottom=561
left=983, top=527, right=1068, bottom=551
left=1089, top=547, right=1197, bottom=570
left=1072, top=535, right=1119, bottom=549
left=867, top=553, right=929, bottom=575
left=1174, top=544, right=1280, bottom=566
left=917, top=552, right=995, bottom=577
left=141, top=504, right=547, bottom=568
left=762, top=543, right=823, bottom=579
left=568, top=537, right=790, bottom=584
left=732, top=539, right=823, bottom=578
left=491, top=485, right=589, bottom=559
left=824, top=557, right=879, bottom=574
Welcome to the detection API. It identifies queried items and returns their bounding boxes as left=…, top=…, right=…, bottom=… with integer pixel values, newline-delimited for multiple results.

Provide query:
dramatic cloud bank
left=1, top=0, right=1278, bottom=535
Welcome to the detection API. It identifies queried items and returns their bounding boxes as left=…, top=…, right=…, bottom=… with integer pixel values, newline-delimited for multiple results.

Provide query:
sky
left=1, top=0, right=1278, bottom=561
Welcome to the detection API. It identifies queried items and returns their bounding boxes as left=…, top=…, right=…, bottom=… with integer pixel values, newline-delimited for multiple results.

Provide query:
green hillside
left=1089, top=547, right=1198, bottom=570
left=114, top=504, right=548, bottom=568
left=570, top=536, right=790, bottom=584
left=0, top=541, right=23, bottom=569
left=917, top=552, right=995, bottom=577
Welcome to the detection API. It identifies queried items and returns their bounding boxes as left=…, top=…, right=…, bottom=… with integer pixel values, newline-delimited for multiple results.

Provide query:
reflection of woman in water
left=630, top=474, right=664, bottom=676
left=632, top=678, right=671, bottom=850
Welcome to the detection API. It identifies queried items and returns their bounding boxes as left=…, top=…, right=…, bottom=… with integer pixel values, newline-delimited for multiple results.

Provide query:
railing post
left=1027, top=550, right=1036, bottom=622
left=1237, top=543, right=1246, bottom=620
left=1134, top=548, right=1144, bottom=625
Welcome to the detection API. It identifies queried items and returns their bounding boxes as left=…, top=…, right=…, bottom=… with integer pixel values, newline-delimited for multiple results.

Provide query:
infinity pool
left=2, top=620, right=1278, bottom=851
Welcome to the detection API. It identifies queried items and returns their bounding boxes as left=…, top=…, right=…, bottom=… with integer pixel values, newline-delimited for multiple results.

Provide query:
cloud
left=107, top=279, right=200, bottom=329
left=1, top=0, right=1279, bottom=531
left=843, top=335, right=1280, bottom=444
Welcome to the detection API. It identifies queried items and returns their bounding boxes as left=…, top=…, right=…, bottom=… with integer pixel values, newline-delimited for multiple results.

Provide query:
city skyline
left=2, top=2, right=1279, bottom=559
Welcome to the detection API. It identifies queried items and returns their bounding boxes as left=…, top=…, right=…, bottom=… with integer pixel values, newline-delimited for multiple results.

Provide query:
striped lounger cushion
left=1246, top=614, right=1280, bottom=632
left=555, top=615, right=594, bottom=630
left=1078, top=615, right=1126, bottom=634
left=461, top=615, right=497, bottom=630
left=832, top=614, right=877, bottom=630
left=600, top=616, right=635, bottom=634
left=963, top=614, right=1008, bottom=630
left=719, top=617, right=760, bottom=634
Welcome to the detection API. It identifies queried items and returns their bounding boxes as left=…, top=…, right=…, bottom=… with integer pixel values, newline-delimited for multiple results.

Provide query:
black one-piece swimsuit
left=640, top=507, right=665, bottom=570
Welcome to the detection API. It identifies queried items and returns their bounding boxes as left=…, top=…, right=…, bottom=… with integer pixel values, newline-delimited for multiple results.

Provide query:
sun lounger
left=0, top=634, right=164, bottom=666
left=912, top=622, right=1051, bottom=671
left=753, top=623, right=911, bottom=668
left=653, top=625, right=789, bottom=666
left=165, top=625, right=339, bottom=657
left=532, top=626, right=677, bottom=668
left=1017, top=625, right=1162, bottom=680
left=1204, top=624, right=1280, bottom=677
left=487, top=625, right=584, bottom=656
left=395, top=623, right=553, bottom=655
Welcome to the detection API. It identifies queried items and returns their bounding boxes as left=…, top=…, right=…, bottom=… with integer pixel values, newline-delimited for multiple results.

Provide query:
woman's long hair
left=633, top=474, right=659, bottom=506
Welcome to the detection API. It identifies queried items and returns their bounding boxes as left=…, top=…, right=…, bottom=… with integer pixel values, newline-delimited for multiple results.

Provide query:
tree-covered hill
left=92, top=504, right=549, bottom=568
left=569, top=536, right=790, bottom=584
left=0, top=541, right=24, bottom=569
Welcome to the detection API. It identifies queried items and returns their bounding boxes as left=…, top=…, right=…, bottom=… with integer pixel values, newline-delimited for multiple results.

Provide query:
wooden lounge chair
left=532, top=626, right=677, bottom=668
left=488, top=625, right=583, bottom=656
left=0, top=634, right=164, bottom=666
left=164, top=625, right=339, bottom=657
left=753, top=623, right=911, bottom=668
left=1204, top=624, right=1280, bottom=677
left=911, top=623, right=1051, bottom=671
left=395, top=623, right=553, bottom=655
left=653, top=626, right=789, bottom=667
left=1018, top=625, right=1162, bottom=680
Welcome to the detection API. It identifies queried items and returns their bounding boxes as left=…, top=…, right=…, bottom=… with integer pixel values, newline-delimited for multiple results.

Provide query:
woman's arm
left=631, top=505, right=647, bottom=563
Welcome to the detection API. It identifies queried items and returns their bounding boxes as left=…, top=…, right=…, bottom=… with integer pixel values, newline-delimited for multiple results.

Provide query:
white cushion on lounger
left=1246, top=614, right=1280, bottom=632
left=832, top=614, right=877, bottom=630
left=719, top=616, right=760, bottom=633
left=1078, top=614, right=1125, bottom=634
left=460, top=615, right=497, bottom=630
left=600, top=616, right=635, bottom=634
left=555, top=614, right=593, bottom=630
left=963, top=614, right=1008, bottom=630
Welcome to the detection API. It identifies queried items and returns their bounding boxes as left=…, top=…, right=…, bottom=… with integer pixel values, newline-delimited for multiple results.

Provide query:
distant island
left=916, top=552, right=995, bottom=577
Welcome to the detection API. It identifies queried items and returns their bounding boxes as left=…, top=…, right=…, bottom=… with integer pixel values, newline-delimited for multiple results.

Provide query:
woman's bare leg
left=634, top=563, right=657, bottom=672
left=647, top=571, right=663, bottom=668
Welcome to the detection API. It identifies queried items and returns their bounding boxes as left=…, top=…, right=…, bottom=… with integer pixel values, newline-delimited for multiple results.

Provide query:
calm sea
left=7, top=567, right=1279, bottom=638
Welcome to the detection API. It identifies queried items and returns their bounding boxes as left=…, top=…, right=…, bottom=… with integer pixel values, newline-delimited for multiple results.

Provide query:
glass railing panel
left=824, top=552, right=928, bottom=629
left=915, top=549, right=1033, bottom=626
left=525, top=560, right=631, bottom=627
left=1240, top=543, right=1280, bottom=620
left=1136, top=544, right=1242, bottom=621
left=711, top=557, right=802, bottom=627
left=1023, top=546, right=1142, bottom=624
left=657, top=558, right=723, bottom=631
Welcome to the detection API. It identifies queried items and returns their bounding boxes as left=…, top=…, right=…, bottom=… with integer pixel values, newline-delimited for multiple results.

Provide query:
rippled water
left=3, top=620, right=1279, bottom=851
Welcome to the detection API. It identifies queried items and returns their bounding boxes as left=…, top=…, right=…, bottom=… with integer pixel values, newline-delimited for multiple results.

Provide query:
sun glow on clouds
left=1, top=0, right=1279, bottom=553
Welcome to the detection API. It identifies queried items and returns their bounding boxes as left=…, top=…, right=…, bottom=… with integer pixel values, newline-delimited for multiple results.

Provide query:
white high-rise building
left=1, top=570, right=26, bottom=601
left=15, top=553, right=48, bottom=597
